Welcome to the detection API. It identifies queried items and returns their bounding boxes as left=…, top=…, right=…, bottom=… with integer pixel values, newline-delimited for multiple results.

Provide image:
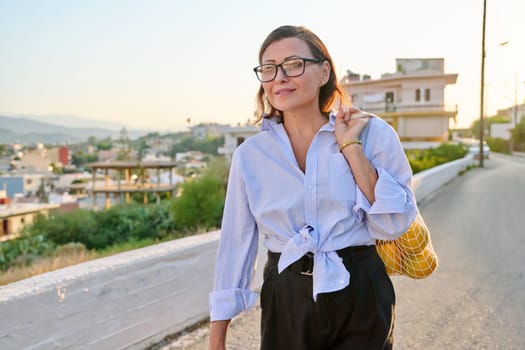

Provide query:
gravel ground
left=156, top=304, right=261, bottom=350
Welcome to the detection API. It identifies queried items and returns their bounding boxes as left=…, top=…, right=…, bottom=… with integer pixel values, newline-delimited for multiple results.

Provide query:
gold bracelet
left=339, top=139, right=362, bottom=152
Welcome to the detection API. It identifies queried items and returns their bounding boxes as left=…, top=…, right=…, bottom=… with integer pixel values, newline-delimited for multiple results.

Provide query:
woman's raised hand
left=334, top=105, right=371, bottom=146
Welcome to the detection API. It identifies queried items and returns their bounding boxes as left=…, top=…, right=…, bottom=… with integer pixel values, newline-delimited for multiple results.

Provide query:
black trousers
left=260, top=246, right=395, bottom=350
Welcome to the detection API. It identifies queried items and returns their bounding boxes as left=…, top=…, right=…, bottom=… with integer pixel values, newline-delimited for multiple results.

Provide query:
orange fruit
left=403, top=247, right=438, bottom=279
left=376, top=241, right=403, bottom=275
left=397, top=220, right=429, bottom=254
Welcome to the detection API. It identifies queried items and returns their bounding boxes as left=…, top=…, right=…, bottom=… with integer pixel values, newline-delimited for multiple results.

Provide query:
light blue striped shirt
left=209, top=113, right=417, bottom=321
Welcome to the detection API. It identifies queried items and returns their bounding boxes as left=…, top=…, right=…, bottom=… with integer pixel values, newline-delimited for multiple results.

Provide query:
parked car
left=468, top=142, right=490, bottom=160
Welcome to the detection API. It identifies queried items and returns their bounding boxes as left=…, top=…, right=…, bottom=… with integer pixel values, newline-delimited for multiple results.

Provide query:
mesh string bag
left=354, top=111, right=438, bottom=278
left=376, top=213, right=438, bottom=278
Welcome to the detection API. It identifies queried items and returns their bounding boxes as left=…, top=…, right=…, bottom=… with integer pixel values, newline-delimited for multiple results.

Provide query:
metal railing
left=356, top=103, right=457, bottom=114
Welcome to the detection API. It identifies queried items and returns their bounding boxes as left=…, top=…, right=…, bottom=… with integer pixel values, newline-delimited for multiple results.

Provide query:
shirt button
left=307, top=184, right=313, bottom=189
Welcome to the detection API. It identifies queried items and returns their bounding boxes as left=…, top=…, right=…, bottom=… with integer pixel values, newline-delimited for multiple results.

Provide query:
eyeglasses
left=253, top=57, right=322, bottom=82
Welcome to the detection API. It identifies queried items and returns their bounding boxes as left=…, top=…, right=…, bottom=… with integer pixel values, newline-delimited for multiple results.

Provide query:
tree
left=96, top=137, right=113, bottom=150
left=116, top=127, right=132, bottom=161
left=136, top=139, right=150, bottom=161
left=71, top=150, right=98, bottom=168
left=470, top=114, right=510, bottom=137
left=0, top=144, right=7, bottom=157
left=510, top=119, right=525, bottom=151
left=171, top=169, right=226, bottom=231
left=169, top=136, right=224, bottom=158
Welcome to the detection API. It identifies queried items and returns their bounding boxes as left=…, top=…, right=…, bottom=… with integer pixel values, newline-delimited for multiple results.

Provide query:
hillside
left=0, top=116, right=148, bottom=144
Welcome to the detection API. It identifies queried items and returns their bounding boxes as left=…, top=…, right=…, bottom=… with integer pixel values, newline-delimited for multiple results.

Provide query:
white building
left=217, top=125, right=260, bottom=161
left=491, top=104, right=525, bottom=140
left=342, top=58, right=458, bottom=149
left=0, top=173, right=50, bottom=198
left=497, top=103, right=525, bottom=126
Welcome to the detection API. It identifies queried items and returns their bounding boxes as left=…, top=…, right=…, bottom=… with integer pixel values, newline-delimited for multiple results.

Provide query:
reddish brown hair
left=254, top=25, right=349, bottom=123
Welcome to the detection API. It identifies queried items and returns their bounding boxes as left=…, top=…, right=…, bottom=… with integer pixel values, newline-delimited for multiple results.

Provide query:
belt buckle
left=300, top=252, right=314, bottom=276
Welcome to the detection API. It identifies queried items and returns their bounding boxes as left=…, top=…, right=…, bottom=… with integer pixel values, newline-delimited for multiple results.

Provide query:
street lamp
left=479, top=0, right=487, bottom=167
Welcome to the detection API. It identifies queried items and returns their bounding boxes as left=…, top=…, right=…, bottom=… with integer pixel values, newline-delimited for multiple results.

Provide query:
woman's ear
left=320, top=61, right=331, bottom=86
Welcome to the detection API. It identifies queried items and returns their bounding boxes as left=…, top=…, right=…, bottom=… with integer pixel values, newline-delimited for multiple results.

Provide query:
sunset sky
left=1, top=0, right=524, bottom=131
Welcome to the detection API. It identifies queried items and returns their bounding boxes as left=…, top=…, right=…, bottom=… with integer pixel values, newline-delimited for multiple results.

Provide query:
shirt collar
left=261, top=115, right=281, bottom=132
left=324, top=112, right=336, bottom=131
left=261, top=112, right=336, bottom=133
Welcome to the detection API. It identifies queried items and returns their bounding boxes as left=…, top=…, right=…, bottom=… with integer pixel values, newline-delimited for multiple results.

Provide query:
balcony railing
left=356, top=103, right=457, bottom=114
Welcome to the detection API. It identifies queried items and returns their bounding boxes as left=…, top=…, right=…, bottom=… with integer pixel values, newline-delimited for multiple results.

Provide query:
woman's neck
left=282, top=110, right=328, bottom=138
left=281, top=110, right=327, bottom=172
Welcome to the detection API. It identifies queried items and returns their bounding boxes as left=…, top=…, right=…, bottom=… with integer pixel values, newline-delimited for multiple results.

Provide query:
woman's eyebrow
left=262, top=55, right=301, bottom=64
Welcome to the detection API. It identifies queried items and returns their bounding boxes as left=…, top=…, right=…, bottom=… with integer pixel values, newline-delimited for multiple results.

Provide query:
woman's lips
left=275, top=88, right=295, bottom=96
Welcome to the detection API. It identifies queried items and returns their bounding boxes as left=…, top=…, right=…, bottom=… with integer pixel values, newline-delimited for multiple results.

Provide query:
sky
left=1, top=0, right=524, bottom=132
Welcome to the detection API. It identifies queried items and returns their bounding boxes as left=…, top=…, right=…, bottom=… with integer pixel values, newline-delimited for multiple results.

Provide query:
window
left=237, top=137, right=245, bottom=146
left=425, top=88, right=431, bottom=101
left=351, top=93, right=359, bottom=105
left=2, top=220, right=8, bottom=235
left=415, top=89, right=421, bottom=102
left=385, top=92, right=395, bottom=112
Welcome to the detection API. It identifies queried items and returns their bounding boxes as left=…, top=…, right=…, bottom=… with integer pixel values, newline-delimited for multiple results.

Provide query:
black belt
left=267, top=245, right=376, bottom=276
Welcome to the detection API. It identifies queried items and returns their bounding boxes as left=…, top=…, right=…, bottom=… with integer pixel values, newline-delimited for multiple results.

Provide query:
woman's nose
left=274, top=66, right=288, bottom=81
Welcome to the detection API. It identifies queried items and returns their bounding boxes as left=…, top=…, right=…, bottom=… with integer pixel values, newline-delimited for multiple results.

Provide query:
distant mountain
left=0, top=115, right=150, bottom=144
left=3, top=113, right=124, bottom=130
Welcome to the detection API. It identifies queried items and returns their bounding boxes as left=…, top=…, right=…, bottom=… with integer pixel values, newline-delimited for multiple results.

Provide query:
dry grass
left=0, top=243, right=95, bottom=286
left=0, top=230, right=213, bottom=287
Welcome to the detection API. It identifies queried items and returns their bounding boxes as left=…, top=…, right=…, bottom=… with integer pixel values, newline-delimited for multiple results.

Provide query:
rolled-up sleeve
left=353, top=120, right=418, bottom=240
left=209, top=151, right=259, bottom=321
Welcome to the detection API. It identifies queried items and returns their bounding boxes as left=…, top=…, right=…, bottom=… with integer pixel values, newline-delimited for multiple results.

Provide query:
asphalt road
left=160, top=153, right=525, bottom=350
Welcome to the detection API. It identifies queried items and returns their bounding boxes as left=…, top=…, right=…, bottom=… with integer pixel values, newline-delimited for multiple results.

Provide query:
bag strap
left=356, top=112, right=375, bottom=155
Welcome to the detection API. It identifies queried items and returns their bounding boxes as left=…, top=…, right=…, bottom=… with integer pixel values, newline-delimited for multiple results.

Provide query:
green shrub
left=130, top=191, right=171, bottom=204
left=30, top=210, right=98, bottom=247
left=93, top=202, right=174, bottom=249
left=486, top=137, right=511, bottom=154
left=23, top=203, right=175, bottom=251
left=406, top=143, right=468, bottom=174
left=90, top=205, right=141, bottom=249
left=56, top=203, right=169, bottom=250
left=511, top=119, right=525, bottom=151
left=0, top=234, right=55, bottom=271
left=171, top=174, right=225, bottom=232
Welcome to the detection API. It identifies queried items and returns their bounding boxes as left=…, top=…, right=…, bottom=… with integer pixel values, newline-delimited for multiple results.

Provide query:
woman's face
left=260, top=37, right=330, bottom=115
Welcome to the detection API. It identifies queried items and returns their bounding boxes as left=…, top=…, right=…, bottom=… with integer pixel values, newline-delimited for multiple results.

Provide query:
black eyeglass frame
left=253, top=57, right=323, bottom=82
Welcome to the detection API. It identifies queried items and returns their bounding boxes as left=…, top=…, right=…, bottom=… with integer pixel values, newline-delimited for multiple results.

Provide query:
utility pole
left=479, top=0, right=487, bottom=167
left=514, top=73, right=518, bottom=125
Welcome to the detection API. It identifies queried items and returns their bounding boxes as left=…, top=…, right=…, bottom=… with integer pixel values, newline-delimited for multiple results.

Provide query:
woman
left=209, top=25, right=417, bottom=350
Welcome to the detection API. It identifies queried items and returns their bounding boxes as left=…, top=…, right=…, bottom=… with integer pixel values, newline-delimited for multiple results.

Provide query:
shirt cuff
left=209, top=288, right=259, bottom=321
left=354, top=167, right=408, bottom=218
left=353, top=187, right=370, bottom=223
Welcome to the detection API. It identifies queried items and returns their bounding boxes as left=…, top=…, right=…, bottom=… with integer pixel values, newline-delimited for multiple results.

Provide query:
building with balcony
left=342, top=58, right=458, bottom=149
left=89, top=161, right=179, bottom=210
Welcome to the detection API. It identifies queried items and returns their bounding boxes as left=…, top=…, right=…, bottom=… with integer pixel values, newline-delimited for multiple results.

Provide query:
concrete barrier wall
left=411, top=154, right=473, bottom=201
left=0, top=154, right=473, bottom=349
left=0, top=232, right=225, bottom=350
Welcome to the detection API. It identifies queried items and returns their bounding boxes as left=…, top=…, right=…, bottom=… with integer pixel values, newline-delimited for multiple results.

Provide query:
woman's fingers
left=336, top=105, right=347, bottom=119
left=338, top=106, right=365, bottom=121
left=348, top=106, right=361, bottom=114
left=351, top=112, right=370, bottom=120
